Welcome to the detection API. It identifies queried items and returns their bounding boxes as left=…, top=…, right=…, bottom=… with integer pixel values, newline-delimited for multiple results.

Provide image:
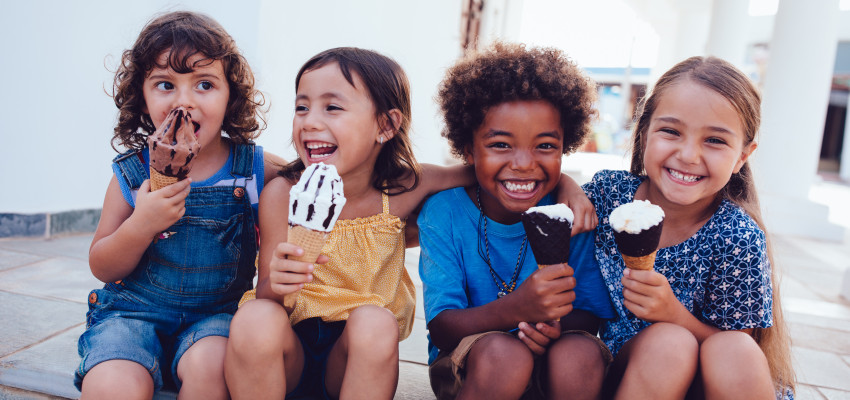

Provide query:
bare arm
left=555, top=173, right=597, bottom=235
left=262, top=150, right=287, bottom=186
left=400, top=163, right=474, bottom=245
left=88, top=176, right=191, bottom=283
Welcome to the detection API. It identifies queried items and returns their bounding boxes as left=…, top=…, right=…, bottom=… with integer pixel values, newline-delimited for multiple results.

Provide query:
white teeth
left=669, top=169, right=700, bottom=182
left=306, top=142, right=336, bottom=149
left=504, top=181, right=535, bottom=192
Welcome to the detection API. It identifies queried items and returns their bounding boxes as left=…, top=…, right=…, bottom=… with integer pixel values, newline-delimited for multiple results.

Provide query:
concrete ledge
left=0, top=210, right=100, bottom=239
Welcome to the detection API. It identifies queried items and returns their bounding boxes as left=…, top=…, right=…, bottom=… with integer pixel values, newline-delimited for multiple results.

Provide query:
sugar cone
left=149, top=168, right=179, bottom=191
left=621, top=251, right=657, bottom=270
left=287, top=224, right=330, bottom=263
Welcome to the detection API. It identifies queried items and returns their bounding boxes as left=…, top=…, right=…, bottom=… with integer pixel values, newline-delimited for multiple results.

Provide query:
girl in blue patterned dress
left=584, top=57, right=794, bottom=399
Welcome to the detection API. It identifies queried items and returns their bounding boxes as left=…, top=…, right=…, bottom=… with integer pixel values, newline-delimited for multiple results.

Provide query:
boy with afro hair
left=418, top=42, right=615, bottom=400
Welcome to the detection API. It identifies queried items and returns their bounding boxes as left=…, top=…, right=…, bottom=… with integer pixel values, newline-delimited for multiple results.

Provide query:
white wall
left=0, top=0, right=462, bottom=214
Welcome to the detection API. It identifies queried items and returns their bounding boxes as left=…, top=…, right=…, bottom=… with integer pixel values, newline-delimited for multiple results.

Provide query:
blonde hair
left=630, top=56, right=795, bottom=394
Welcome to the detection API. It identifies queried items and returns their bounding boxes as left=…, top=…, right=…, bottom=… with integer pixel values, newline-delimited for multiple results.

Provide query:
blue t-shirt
left=418, top=187, right=615, bottom=364
left=583, top=170, right=774, bottom=357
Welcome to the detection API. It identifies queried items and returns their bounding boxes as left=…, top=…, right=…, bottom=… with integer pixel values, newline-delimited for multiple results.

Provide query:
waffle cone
left=622, top=251, right=656, bottom=270
left=149, top=168, right=179, bottom=191
left=287, top=224, right=330, bottom=263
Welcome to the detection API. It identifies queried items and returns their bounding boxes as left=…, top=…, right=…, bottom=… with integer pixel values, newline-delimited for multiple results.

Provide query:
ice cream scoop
left=289, top=163, right=347, bottom=232
left=609, top=200, right=665, bottom=270
left=521, top=203, right=574, bottom=268
left=147, top=107, right=200, bottom=190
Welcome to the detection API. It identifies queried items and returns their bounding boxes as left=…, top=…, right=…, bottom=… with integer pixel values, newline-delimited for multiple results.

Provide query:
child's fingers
left=139, top=179, right=151, bottom=194
left=274, top=242, right=304, bottom=260
left=315, top=254, right=330, bottom=265
left=517, top=327, right=547, bottom=355
left=160, top=178, right=192, bottom=199
left=535, top=320, right=561, bottom=340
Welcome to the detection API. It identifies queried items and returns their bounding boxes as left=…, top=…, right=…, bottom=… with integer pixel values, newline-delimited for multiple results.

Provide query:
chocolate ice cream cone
left=521, top=204, right=574, bottom=269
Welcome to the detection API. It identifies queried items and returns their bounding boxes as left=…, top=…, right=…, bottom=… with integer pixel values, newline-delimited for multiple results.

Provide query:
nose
left=677, top=137, right=701, bottom=164
left=300, top=109, right=322, bottom=131
left=173, top=88, right=195, bottom=111
left=511, top=149, right=534, bottom=171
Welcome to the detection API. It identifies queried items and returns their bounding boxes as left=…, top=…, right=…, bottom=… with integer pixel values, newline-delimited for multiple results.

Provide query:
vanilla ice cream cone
left=609, top=200, right=665, bottom=271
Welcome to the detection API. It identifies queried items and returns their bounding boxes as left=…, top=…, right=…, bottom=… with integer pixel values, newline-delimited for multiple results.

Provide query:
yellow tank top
left=285, top=192, right=415, bottom=340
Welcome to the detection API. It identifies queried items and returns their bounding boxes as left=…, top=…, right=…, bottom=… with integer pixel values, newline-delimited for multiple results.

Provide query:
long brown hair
left=279, top=47, right=421, bottom=195
left=111, top=11, right=265, bottom=152
left=630, top=56, right=795, bottom=394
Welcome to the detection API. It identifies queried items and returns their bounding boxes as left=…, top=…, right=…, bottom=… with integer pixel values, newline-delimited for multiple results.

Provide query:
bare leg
left=325, top=305, right=399, bottom=400
left=224, top=299, right=304, bottom=400
left=177, top=336, right=229, bottom=400
left=547, top=333, right=607, bottom=400
left=700, top=331, right=774, bottom=400
left=458, top=333, right=534, bottom=400
left=609, top=322, right=698, bottom=400
left=80, top=360, right=153, bottom=400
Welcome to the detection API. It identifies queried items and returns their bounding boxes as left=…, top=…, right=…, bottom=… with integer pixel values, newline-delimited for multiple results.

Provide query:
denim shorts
left=74, top=286, right=233, bottom=392
left=286, top=317, right=347, bottom=400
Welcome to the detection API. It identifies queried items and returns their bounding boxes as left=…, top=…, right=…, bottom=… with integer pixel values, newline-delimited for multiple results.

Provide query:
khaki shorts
left=428, top=330, right=612, bottom=400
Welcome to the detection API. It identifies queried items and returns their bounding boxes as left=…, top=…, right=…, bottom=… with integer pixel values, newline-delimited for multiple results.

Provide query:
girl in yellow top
left=224, top=47, right=593, bottom=400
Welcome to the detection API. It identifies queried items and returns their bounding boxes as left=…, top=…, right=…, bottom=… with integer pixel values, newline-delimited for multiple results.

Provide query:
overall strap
left=230, top=142, right=256, bottom=178
left=112, top=150, right=148, bottom=190
left=381, top=191, right=390, bottom=214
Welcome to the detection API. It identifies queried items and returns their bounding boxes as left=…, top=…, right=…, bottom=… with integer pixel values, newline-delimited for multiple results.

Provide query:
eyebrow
left=483, top=130, right=560, bottom=139
left=653, top=116, right=736, bottom=135
left=295, top=92, right=346, bottom=102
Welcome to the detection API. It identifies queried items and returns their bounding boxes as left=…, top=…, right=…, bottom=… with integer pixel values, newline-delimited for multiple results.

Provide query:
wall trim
left=0, top=209, right=101, bottom=239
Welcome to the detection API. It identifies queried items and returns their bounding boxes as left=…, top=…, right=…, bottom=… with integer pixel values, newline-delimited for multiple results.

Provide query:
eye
left=659, top=128, right=679, bottom=136
left=326, top=104, right=343, bottom=111
left=196, top=81, right=213, bottom=90
left=706, top=137, right=728, bottom=145
left=295, top=105, right=308, bottom=112
left=155, top=81, right=174, bottom=91
left=486, top=141, right=510, bottom=149
left=538, top=142, right=558, bottom=150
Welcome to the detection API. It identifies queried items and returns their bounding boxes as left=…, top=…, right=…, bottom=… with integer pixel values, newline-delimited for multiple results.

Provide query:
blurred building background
left=0, top=0, right=848, bottom=242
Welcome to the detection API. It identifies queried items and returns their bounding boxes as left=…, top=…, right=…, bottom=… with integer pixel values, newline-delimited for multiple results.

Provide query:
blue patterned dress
left=583, top=170, right=775, bottom=356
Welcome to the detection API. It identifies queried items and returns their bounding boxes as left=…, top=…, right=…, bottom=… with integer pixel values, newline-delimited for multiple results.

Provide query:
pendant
left=497, top=291, right=507, bottom=298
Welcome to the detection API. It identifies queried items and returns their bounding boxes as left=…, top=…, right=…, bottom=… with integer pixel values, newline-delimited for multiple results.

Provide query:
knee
left=467, top=334, right=534, bottom=383
left=81, top=361, right=153, bottom=400
left=228, top=299, right=291, bottom=356
left=548, top=334, right=607, bottom=376
left=180, top=336, right=227, bottom=381
left=701, top=330, right=767, bottom=371
left=632, top=323, right=699, bottom=369
left=346, top=305, right=399, bottom=355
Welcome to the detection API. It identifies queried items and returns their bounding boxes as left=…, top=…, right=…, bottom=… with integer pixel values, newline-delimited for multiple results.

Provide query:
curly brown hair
left=438, top=42, right=597, bottom=159
left=110, top=11, right=265, bottom=152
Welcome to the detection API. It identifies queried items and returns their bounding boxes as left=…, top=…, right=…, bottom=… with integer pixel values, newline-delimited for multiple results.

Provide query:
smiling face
left=293, top=63, right=384, bottom=177
left=142, top=50, right=230, bottom=151
left=642, top=80, right=756, bottom=211
left=465, top=100, right=564, bottom=224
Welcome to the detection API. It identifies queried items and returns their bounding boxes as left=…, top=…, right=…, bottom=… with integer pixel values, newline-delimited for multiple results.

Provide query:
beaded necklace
left=476, top=186, right=528, bottom=298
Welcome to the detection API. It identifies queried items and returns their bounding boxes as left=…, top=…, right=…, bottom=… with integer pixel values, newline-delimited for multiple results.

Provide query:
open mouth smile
left=667, top=168, right=703, bottom=183
left=305, top=141, right=338, bottom=162
left=500, top=180, right=540, bottom=199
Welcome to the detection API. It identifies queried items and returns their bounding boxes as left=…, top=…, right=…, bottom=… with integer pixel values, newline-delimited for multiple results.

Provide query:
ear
left=463, top=144, right=474, bottom=165
left=377, top=109, right=403, bottom=143
left=733, top=141, right=758, bottom=173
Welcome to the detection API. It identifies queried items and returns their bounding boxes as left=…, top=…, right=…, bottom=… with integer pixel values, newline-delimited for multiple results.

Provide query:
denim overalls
left=75, top=143, right=259, bottom=392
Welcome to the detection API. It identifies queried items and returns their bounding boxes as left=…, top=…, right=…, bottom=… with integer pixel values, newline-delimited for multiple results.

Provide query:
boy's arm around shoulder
left=555, top=173, right=597, bottom=235
left=401, top=163, right=474, bottom=247
left=88, top=176, right=191, bottom=283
